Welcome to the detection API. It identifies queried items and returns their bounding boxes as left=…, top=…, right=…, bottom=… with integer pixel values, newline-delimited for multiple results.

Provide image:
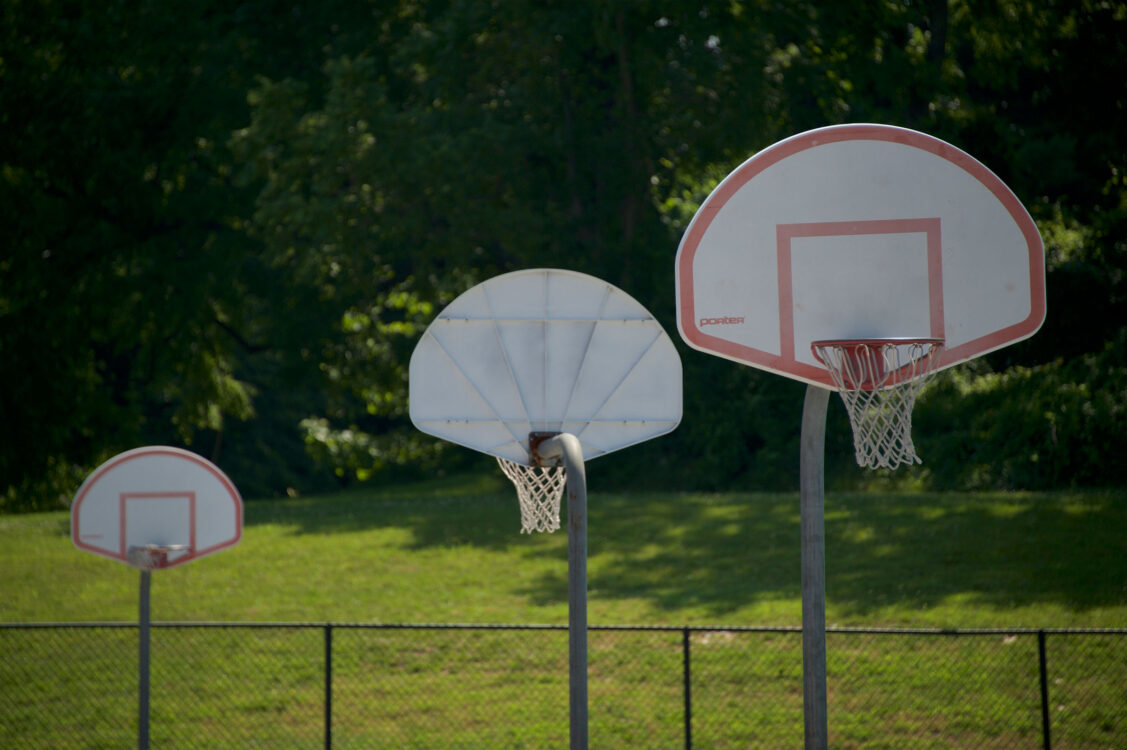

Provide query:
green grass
left=3, top=475, right=1125, bottom=627
left=2, top=475, right=1126, bottom=747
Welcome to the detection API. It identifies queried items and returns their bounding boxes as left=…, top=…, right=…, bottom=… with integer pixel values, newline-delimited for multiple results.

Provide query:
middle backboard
left=409, top=269, right=682, bottom=465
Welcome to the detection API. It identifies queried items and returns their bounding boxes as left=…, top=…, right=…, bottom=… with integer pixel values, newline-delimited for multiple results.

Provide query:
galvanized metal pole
left=800, top=384, right=830, bottom=750
left=538, top=433, right=588, bottom=750
left=138, top=570, right=151, bottom=750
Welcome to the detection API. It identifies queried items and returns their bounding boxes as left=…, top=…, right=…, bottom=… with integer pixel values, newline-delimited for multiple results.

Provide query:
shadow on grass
left=241, top=469, right=541, bottom=550
left=240, top=470, right=1127, bottom=619
left=567, top=489, right=1127, bottom=618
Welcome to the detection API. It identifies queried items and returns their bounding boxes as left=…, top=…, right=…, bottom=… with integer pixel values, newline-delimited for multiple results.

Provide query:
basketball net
left=497, top=457, right=566, bottom=533
left=812, top=339, right=943, bottom=470
left=127, top=544, right=189, bottom=571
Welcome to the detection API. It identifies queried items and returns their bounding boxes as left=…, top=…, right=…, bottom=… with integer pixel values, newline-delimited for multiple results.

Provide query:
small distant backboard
left=675, top=123, right=1046, bottom=388
left=409, top=268, right=682, bottom=464
left=72, top=446, right=243, bottom=569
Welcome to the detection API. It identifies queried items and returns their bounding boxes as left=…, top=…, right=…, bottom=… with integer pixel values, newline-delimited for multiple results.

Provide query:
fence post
left=682, top=628, right=692, bottom=750
left=325, top=624, right=333, bottom=750
left=1038, top=630, right=1051, bottom=750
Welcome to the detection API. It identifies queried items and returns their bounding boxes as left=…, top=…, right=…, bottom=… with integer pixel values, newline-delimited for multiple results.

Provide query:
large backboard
left=675, top=123, right=1046, bottom=388
left=72, top=446, right=242, bottom=569
left=410, top=268, right=682, bottom=464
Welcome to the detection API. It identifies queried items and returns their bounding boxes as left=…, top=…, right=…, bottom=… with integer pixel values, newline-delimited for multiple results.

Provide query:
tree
left=0, top=0, right=391, bottom=507
left=4, top=0, right=1124, bottom=507
left=231, top=0, right=801, bottom=485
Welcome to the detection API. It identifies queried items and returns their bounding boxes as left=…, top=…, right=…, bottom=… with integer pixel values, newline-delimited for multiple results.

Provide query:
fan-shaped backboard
left=409, top=269, right=682, bottom=464
left=72, top=446, right=243, bottom=569
left=675, top=123, right=1046, bottom=388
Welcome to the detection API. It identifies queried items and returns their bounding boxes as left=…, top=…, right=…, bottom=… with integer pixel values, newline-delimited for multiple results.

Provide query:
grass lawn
left=2, top=475, right=1125, bottom=747
left=2, top=473, right=1124, bottom=628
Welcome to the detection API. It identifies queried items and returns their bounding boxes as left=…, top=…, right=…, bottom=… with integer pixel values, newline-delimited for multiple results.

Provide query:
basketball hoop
left=496, top=432, right=568, bottom=533
left=498, top=458, right=566, bottom=533
left=127, top=544, right=190, bottom=571
left=811, top=338, right=943, bottom=470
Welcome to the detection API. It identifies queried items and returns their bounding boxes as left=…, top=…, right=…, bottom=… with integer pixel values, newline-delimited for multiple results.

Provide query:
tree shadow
left=513, top=490, right=1127, bottom=619
left=821, top=491, right=1126, bottom=617
left=241, top=469, right=556, bottom=552
left=241, top=476, right=1125, bottom=620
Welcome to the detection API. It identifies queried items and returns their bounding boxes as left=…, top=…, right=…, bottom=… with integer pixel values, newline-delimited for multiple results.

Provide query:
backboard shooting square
left=779, top=218, right=943, bottom=376
left=121, top=493, right=195, bottom=566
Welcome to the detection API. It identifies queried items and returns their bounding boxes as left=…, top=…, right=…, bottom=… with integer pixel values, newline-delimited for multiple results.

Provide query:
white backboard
left=409, top=269, right=682, bottom=464
left=72, top=446, right=243, bottom=569
left=675, top=123, right=1046, bottom=388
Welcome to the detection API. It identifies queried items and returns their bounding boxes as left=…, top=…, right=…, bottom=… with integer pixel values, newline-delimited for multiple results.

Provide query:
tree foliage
left=3, top=0, right=1125, bottom=509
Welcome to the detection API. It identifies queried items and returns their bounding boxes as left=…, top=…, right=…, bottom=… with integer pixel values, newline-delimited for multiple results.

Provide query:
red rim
left=810, top=338, right=945, bottom=390
left=810, top=337, right=944, bottom=361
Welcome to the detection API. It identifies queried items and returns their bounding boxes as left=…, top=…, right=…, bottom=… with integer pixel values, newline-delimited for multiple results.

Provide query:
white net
left=497, top=457, right=566, bottom=533
left=812, top=339, right=943, bottom=470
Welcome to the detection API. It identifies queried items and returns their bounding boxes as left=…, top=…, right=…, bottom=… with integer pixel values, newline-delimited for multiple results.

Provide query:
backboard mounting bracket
left=529, top=431, right=563, bottom=468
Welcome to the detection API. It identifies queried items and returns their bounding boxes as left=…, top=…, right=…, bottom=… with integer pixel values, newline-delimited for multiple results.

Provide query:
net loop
left=812, top=338, right=943, bottom=470
left=497, top=457, right=566, bottom=533
left=127, top=544, right=189, bottom=571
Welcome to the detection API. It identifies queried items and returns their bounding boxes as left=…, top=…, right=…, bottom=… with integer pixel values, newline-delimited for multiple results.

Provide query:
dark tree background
left=3, top=0, right=1125, bottom=509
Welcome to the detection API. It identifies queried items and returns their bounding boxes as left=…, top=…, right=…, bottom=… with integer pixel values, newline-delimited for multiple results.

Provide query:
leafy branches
left=3, top=0, right=1124, bottom=505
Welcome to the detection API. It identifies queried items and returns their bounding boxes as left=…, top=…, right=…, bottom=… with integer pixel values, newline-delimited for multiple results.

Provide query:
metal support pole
left=538, top=433, right=588, bottom=750
left=800, top=384, right=830, bottom=750
left=138, top=570, right=151, bottom=750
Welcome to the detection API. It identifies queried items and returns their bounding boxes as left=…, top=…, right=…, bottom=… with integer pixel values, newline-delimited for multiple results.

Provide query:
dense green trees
left=3, top=1, right=1124, bottom=509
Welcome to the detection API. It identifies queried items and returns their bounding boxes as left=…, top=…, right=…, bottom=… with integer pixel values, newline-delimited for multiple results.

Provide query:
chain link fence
left=2, top=623, right=1124, bottom=748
